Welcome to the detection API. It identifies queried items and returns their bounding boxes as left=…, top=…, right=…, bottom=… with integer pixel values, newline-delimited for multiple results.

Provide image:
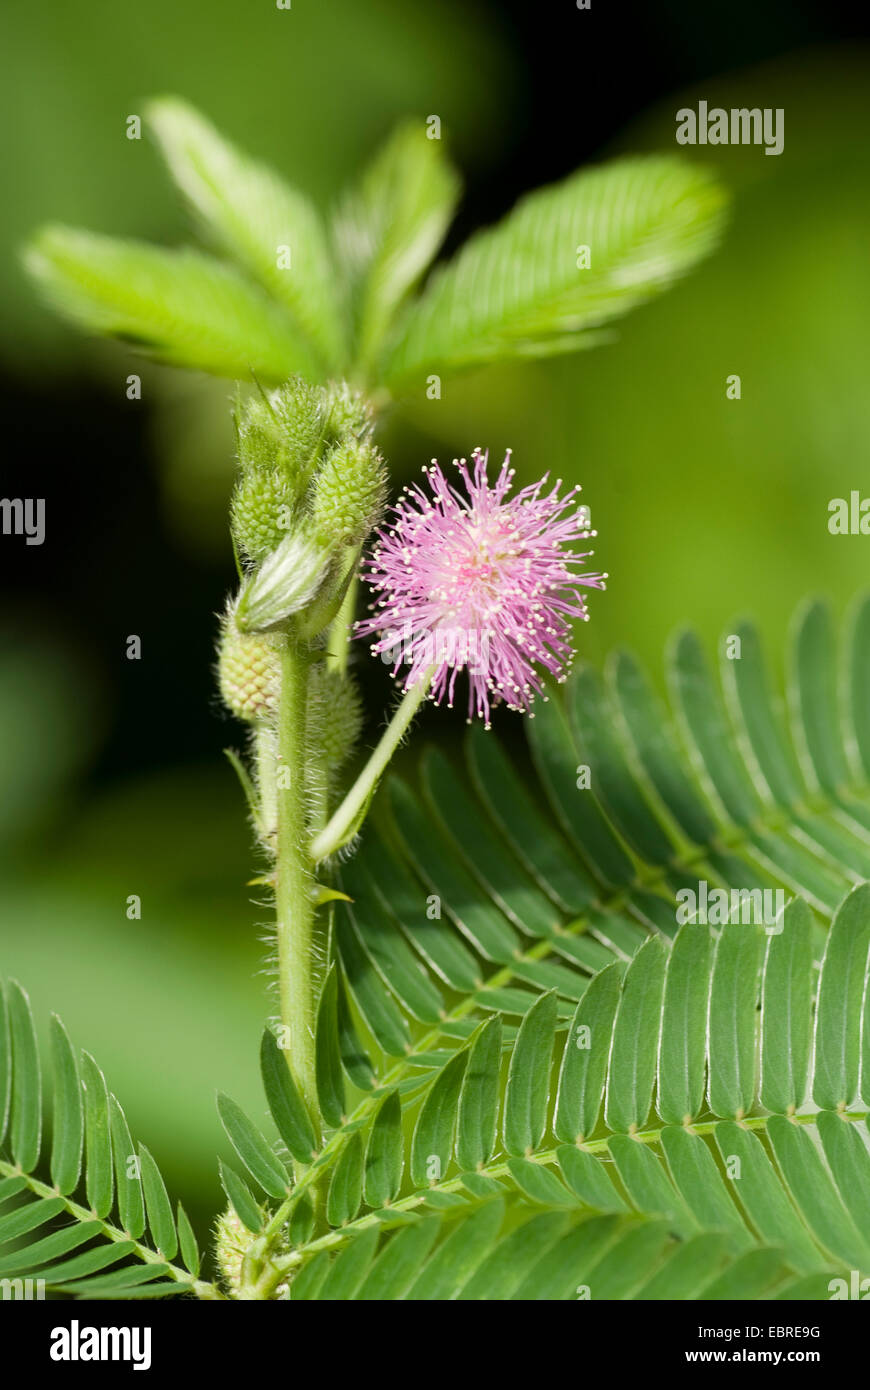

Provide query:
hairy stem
left=309, top=672, right=432, bottom=863
left=275, top=634, right=320, bottom=1140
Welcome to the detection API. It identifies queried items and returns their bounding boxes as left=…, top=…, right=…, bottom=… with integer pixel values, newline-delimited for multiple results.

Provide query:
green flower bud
left=323, top=382, right=373, bottom=442
left=230, top=469, right=297, bottom=564
left=214, top=1204, right=290, bottom=1298
left=214, top=1205, right=254, bottom=1294
left=311, top=440, right=387, bottom=547
left=310, top=668, right=362, bottom=770
left=235, top=380, right=325, bottom=478
left=218, top=609, right=281, bottom=720
left=266, top=379, right=328, bottom=466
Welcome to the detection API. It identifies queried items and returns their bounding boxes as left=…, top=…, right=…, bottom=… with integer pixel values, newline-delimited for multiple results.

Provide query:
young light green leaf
left=216, top=1092, right=290, bottom=1200
left=49, top=1014, right=82, bottom=1195
left=503, top=992, right=558, bottom=1156
left=25, top=227, right=318, bottom=381
left=383, top=156, right=727, bottom=386
left=147, top=97, right=346, bottom=372
left=333, top=119, right=460, bottom=374
left=259, top=1027, right=317, bottom=1164
left=138, top=1144, right=178, bottom=1259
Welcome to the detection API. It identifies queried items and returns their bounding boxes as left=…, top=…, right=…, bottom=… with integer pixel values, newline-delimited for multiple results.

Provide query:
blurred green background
left=2, top=0, right=869, bottom=1242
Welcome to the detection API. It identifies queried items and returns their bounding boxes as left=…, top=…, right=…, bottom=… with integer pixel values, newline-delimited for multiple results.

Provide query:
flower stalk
left=310, top=671, right=432, bottom=864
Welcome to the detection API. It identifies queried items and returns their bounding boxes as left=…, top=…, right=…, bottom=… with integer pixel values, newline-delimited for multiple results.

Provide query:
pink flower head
left=355, top=448, right=607, bottom=726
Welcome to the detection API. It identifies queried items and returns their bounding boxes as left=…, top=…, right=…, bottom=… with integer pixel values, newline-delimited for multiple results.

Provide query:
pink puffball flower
left=355, top=447, right=607, bottom=726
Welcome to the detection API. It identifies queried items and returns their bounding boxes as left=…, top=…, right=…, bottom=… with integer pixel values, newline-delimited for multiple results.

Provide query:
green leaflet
left=25, top=227, right=318, bottom=382
left=216, top=1092, right=290, bottom=1199
left=332, top=119, right=460, bottom=375
left=315, top=965, right=346, bottom=1129
left=813, top=882, right=870, bottom=1109
left=8, top=981, right=41, bottom=1172
left=81, top=1051, right=114, bottom=1219
left=109, top=1095, right=146, bottom=1240
left=49, top=1014, right=82, bottom=1195
left=410, top=1049, right=468, bottom=1188
left=139, top=1145, right=178, bottom=1260
left=0, top=983, right=9, bottom=1145
left=503, top=992, right=558, bottom=1156
left=363, top=1090, right=403, bottom=1209
left=760, top=897, right=814, bottom=1113
left=219, top=1160, right=262, bottom=1235
left=148, top=98, right=346, bottom=374
left=259, top=1027, right=317, bottom=1164
left=605, top=939, right=666, bottom=1134
left=455, top=1016, right=502, bottom=1172
left=176, top=1203, right=200, bottom=1277
left=383, top=156, right=727, bottom=385
left=657, top=923, right=712, bottom=1125
left=554, top=963, right=620, bottom=1142
left=327, top=1132, right=364, bottom=1227
left=708, top=918, right=766, bottom=1119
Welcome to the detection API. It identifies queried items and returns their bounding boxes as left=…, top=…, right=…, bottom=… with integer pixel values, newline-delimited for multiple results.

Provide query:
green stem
left=326, top=569, right=359, bottom=677
left=309, top=672, right=432, bottom=864
left=275, top=634, right=320, bottom=1140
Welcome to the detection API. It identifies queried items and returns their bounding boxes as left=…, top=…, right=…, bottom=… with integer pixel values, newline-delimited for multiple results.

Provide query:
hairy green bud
left=231, top=469, right=297, bottom=564
left=311, top=440, right=387, bottom=547
left=214, top=1205, right=255, bottom=1293
left=310, top=668, right=362, bottom=770
left=218, top=609, right=281, bottom=720
left=266, top=379, right=329, bottom=465
left=323, top=382, right=373, bottom=442
left=235, top=380, right=326, bottom=478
